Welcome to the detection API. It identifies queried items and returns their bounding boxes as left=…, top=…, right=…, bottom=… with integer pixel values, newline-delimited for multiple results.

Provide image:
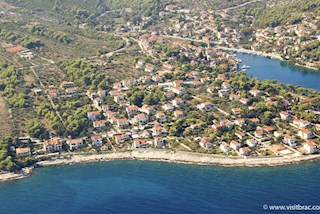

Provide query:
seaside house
left=91, top=135, right=103, bottom=147
left=114, top=134, right=130, bottom=144
left=230, top=140, right=240, bottom=151
left=219, top=142, right=230, bottom=153
left=284, top=135, right=296, bottom=147
left=16, top=147, right=31, bottom=157
left=239, top=147, right=251, bottom=156
left=133, top=139, right=149, bottom=148
left=303, top=141, right=318, bottom=154
left=67, top=139, right=85, bottom=151
left=199, top=137, right=213, bottom=149
left=153, top=125, right=167, bottom=137
left=154, top=137, right=166, bottom=147
left=43, top=139, right=63, bottom=152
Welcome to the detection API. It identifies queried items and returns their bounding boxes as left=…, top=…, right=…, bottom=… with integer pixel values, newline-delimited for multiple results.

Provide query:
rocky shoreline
left=1, top=150, right=320, bottom=183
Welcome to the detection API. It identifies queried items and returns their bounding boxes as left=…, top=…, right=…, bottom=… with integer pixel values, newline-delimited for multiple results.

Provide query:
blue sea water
left=236, top=52, right=320, bottom=91
left=1, top=161, right=320, bottom=214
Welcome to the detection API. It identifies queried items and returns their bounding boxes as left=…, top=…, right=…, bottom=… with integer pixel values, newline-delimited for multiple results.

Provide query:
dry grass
left=0, top=96, right=13, bottom=138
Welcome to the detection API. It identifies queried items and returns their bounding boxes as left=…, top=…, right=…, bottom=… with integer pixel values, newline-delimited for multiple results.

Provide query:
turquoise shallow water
left=0, top=161, right=320, bottom=214
left=236, top=52, right=320, bottom=91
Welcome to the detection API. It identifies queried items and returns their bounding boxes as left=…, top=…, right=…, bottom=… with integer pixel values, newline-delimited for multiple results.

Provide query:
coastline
left=217, top=46, right=319, bottom=71
left=216, top=46, right=283, bottom=61
left=2, top=150, right=319, bottom=183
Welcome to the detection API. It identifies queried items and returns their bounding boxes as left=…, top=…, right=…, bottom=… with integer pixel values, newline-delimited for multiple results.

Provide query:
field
left=0, top=96, right=13, bottom=138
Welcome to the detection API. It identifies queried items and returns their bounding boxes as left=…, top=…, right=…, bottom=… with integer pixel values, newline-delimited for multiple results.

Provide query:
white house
left=162, top=103, right=174, bottom=111
left=303, top=141, right=318, bottom=154
left=219, top=142, right=229, bottom=153
left=273, top=130, right=284, bottom=138
left=249, top=89, right=261, bottom=97
left=140, top=105, right=156, bottom=115
left=43, top=139, right=63, bottom=152
left=154, top=137, right=166, bottom=147
left=133, top=139, right=149, bottom=148
left=67, top=139, right=85, bottom=151
left=298, top=129, right=313, bottom=140
left=197, top=102, right=213, bottom=112
left=199, top=137, right=212, bottom=149
left=230, top=140, right=240, bottom=151
left=16, top=147, right=31, bottom=157
left=87, top=111, right=100, bottom=121
left=156, top=112, right=167, bottom=123
left=93, top=120, right=106, bottom=128
left=246, top=139, right=257, bottom=147
left=126, top=105, right=139, bottom=117
left=279, top=111, right=290, bottom=120
left=239, top=147, right=251, bottom=156
left=172, top=98, right=184, bottom=107
left=284, top=135, right=296, bottom=147
left=172, top=86, right=186, bottom=96
left=91, top=135, right=103, bottom=147
left=132, top=113, right=149, bottom=124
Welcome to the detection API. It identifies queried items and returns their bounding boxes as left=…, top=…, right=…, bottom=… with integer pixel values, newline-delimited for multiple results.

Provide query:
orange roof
left=91, top=135, right=102, bottom=140
left=44, top=139, right=60, bottom=146
left=134, top=139, right=148, bottom=145
left=300, top=128, right=311, bottom=134
left=68, top=139, right=83, bottom=143
left=16, top=147, right=31, bottom=154
left=127, top=105, right=139, bottom=110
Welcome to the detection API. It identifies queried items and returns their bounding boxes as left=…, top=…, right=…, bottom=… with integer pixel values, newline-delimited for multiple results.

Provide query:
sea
left=0, top=161, right=320, bottom=214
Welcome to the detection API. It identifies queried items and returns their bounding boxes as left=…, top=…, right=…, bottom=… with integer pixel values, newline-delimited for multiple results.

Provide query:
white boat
left=241, top=65, right=250, bottom=69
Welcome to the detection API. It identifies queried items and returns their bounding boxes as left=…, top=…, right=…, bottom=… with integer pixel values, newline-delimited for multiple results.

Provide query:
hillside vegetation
left=250, top=0, right=320, bottom=28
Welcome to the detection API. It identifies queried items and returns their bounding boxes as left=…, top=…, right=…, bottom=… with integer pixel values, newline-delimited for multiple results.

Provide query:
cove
left=236, top=52, right=320, bottom=91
